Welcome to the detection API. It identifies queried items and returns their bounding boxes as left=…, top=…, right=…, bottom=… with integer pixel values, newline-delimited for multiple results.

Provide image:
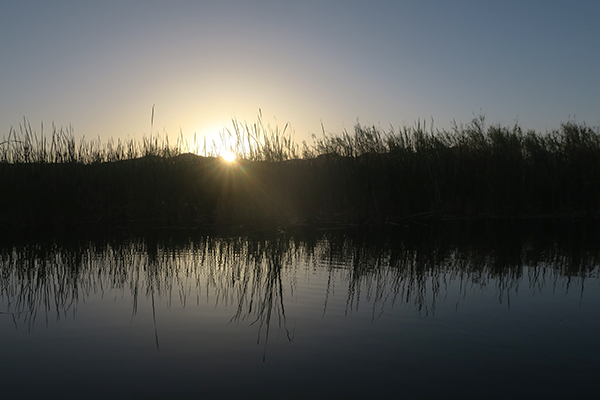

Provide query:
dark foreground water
left=1, top=223, right=599, bottom=399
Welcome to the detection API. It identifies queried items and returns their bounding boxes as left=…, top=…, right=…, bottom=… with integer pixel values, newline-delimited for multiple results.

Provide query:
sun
left=222, top=151, right=236, bottom=163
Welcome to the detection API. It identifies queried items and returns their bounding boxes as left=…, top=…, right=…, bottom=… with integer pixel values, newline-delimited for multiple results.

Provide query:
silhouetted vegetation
left=2, top=116, right=600, bottom=230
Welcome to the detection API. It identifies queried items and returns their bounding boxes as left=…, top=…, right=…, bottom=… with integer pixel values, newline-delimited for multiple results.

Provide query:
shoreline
left=2, top=118, right=600, bottom=234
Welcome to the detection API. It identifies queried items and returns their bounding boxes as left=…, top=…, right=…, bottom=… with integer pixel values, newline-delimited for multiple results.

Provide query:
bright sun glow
left=222, top=151, right=236, bottom=162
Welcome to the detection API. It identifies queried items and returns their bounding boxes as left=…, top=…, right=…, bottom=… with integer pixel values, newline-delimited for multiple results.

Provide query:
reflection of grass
left=228, top=238, right=294, bottom=360
left=0, top=223, right=597, bottom=331
left=2, top=115, right=600, bottom=229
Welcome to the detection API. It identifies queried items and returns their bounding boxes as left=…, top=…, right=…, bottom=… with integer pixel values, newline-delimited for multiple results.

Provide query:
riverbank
left=2, top=117, right=600, bottom=232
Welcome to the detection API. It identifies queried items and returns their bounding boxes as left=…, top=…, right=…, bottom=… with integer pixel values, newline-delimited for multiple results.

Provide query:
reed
left=1, top=115, right=600, bottom=230
left=0, top=119, right=186, bottom=164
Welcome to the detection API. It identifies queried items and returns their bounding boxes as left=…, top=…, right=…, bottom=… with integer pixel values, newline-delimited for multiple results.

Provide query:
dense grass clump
left=1, top=115, right=600, bottom=231
left=0, top=119, right=182, bottom=164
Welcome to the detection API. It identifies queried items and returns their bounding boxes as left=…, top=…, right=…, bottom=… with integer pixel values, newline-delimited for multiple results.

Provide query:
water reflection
left=1, top=223, right=600, bottom=398
left=1, top=223, right=598, bottom=335
left=313, top=225, right=600, bottom=317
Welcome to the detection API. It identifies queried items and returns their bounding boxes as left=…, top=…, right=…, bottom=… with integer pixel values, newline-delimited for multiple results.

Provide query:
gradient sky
left=1, top=0, right=599, bottom=150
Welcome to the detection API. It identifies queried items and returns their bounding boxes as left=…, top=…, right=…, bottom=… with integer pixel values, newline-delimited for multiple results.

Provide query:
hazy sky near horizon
left=1, top=1, right=599, bottom=149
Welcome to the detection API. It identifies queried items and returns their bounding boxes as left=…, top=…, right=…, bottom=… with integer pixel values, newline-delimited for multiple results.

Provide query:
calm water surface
left=1, top=224, right=599, bottom=399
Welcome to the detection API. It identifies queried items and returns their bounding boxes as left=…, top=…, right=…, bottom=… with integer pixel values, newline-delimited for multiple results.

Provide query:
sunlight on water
left=1, top=228, right=599, bottom=399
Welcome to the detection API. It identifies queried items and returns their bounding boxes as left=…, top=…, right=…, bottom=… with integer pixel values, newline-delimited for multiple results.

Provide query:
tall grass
left=217, top=110, right=299, bottom=161
left=0, top=118, right=184, bottom=164
left=1, top=115, right=600, bottom=229
left=0, top=113, right=301, bottom=164
left=3, top=114, right=600, bottom=164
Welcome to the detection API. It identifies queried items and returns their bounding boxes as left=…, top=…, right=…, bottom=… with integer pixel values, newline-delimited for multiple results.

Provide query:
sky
left=1, top=0, right=599, bottom=150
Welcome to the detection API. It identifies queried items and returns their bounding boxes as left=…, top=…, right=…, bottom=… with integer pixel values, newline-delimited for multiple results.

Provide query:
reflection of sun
left=222, top=151, right=236, bottom=162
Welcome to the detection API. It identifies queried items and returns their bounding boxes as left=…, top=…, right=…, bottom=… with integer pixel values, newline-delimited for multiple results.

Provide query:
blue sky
left=1, top=0, right=599, bottom=148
